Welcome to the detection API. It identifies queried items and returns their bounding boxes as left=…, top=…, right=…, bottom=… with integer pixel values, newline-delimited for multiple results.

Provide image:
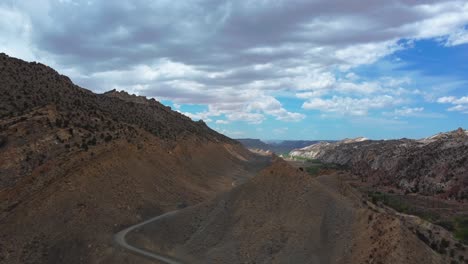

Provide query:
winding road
left=114, top=179, right=247, bottom=263
left=113, top=210, right=184, bottom=264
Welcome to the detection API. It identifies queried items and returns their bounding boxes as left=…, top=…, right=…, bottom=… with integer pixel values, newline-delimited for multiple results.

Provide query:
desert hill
left=0, top=53, right=270, bottom=263
left=127, top=159, right=451, bottom=263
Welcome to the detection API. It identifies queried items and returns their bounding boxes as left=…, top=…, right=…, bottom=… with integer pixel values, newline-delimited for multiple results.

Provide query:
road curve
left=113, top=210, right=184, bottom=264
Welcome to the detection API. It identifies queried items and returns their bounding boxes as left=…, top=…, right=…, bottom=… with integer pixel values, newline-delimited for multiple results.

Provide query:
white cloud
left=335, top=81, right=380, bottom=94
left=446, top=28, right=468, bottom=46
left=246, top=96, right=305, bottom=122
left=271, top=109, right=305, bottom=122
left=334, top=40, right=404, bottom=69
left=402, top=2, right=468, bottom=42
left=447, top=104, right=468, bottom=113
left=296, top=91, right=328, bottom=99
left=182, top=95, right=304, bottom=124
left=215, top=119, right=229, bottom=124
left=437, top=96, right=468, bottom=114
left=302, top=95, right=400, bottom=116
left=226, top=112, right=265, bottom=124
left=136, top=59, right=202, bottom=80
left=382, top=107, right=443, bottom=118
left=291, top=70, right=336, bottom=91
left=345, top=72, right=359, bottom=80
left=390, top=107, right=424, bottom=116
left=437, top=96, right=468, bottom=104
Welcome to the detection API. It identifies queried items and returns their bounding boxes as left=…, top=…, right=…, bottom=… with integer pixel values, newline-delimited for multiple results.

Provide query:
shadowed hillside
left=127, top=159, right=448, bottom=263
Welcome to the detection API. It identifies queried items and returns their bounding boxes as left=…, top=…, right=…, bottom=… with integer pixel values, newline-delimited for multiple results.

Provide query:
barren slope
left=128, top=159, right=445, bottom=264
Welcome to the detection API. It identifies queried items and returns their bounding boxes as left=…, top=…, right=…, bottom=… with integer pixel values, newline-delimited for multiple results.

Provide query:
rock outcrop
left=237, top=138, right=329, bottom=154
left=290, top=137, right=368, bottom=159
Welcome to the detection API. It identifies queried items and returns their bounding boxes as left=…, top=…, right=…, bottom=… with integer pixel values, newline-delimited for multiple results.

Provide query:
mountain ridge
left=0, top=53, right=233, bottom=144
left=289, top=128, right=468, bottom=199
left=236, top=138, right=334, bottom=154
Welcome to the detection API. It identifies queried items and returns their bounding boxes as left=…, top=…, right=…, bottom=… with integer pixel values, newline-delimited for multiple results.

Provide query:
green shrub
left=80, top=143, right=88, bottom=151
left=435, top=220, right=455, bottom=232
left=367, top=192, right=409, bottom=214
left=454, top=217, right=468, bottom=244
left=0, top=135, right=6, bottom=148
left=104, top=134, right=112, bottom=142
left=306, top=166, right=320, bottom=176
left=303, top=162, right=348, bottom=176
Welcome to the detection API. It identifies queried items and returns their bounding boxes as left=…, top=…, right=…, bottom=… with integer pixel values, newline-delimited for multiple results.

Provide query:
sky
left=1, top=0, right=467, bottom=140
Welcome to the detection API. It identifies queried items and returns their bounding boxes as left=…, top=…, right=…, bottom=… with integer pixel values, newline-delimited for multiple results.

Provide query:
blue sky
left=1, top=0, right=467, bottom=140
left=169, top=38, right=468, bottom=140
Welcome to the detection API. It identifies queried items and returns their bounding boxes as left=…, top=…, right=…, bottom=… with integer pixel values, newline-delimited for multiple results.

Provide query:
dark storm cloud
left=23, top=0, right=440, bottom=72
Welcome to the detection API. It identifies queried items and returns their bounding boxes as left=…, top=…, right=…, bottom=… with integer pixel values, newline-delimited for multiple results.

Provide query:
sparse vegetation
left=104, top=134, right=113, bottom=142
left=303, top=160, right=348, bottom=176
left=80, top=142, right=88, bottom=151
left=368, top=192, right=411, bottom=214
left=454, top=217, right=468, bottom=244
left=177, top=201, right=188, bottom=209
left=288, top=155, right=322, bottom=162
left=0, top=134, right=6, bottom=148
left=368, top=191, right=468, bottom=246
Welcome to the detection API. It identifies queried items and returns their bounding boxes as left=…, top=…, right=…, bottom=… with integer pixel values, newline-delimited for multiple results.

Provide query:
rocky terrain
left=290, top=137, right=368, bottom=160
left=236, top=138, right=272, bottom=152
left=127, top=159, right=460, bottom=264
left=290, top=129, right=468, bottom=200
left=237, top=138, right=330, bottom=154
left=0, top=53, right=270, bottom=263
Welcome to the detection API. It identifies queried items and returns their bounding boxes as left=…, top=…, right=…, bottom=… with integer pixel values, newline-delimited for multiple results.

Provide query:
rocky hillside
left=127, top=159, right=450, bottom=264
left=0, top=53, right=232, bottom=143
left=290, top=137, right=368, bottom=159
left=268, top=140, right=329, bottom=154
left=0, top=53, right=269, bottom=264
left=236, top=138, right=272, bottom=151
left=290, top=129, right=468, bottom=199
left=237, top=138, right=329, bottom=154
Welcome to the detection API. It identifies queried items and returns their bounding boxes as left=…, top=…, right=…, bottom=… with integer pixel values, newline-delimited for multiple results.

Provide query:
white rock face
left=417, top=128, right=468, bottom=144
left=289, top=137, right=368, bottom=159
